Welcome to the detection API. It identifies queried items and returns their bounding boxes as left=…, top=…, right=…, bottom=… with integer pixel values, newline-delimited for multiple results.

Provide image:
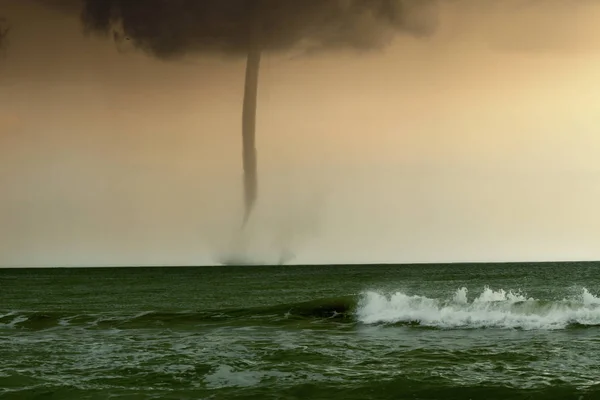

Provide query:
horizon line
left=1, top=259, right=599, bottom=269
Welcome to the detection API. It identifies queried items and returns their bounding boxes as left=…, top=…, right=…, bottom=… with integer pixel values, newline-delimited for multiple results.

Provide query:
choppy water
left=1, top=263, right=600, bottom=399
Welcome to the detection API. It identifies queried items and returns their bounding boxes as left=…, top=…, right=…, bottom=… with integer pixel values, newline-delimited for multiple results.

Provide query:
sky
left=1, top=0, right=600, bottom=266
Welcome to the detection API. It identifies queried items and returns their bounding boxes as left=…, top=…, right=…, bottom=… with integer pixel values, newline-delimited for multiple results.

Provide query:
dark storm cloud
left=78, top=0, right=438, bottom=58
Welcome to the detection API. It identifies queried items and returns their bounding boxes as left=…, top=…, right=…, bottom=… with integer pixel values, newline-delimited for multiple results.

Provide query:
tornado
left=241, top=48, right=261, bottom=226
left=74, top=0, right=439, bottom=226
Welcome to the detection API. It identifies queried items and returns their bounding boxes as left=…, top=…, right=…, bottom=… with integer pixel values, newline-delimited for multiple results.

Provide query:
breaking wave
left=356, top=287, right=600, bottom=330
left=3, top=288, right=600, bottom=331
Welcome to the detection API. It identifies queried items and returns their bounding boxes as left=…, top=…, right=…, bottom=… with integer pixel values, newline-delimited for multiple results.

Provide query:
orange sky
left=1, top=0, right=600, bottom=266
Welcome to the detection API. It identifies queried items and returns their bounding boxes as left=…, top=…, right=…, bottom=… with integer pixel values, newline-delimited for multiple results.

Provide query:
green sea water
left=1, top=263, right=600, bottom=399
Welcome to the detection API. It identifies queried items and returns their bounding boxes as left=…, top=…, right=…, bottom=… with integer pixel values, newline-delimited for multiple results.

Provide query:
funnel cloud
left=78, top=0, right=438, bottom=226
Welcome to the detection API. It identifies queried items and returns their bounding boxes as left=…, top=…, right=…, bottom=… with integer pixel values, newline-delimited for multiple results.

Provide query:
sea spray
left=216, top=182, right=325, bottom=265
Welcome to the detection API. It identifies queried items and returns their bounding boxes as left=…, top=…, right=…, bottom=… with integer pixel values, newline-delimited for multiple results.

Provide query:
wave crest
left=356, top=287, right=600, bottom=330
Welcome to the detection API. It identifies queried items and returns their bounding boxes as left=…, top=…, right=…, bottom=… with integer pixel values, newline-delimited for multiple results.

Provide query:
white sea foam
left=0, top=314, right=28, bottom=329
left=356, top=287, right=600, bottom=330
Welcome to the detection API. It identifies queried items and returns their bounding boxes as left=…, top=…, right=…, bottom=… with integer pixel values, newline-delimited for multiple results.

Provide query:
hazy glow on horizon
left=1, top=0, right=600, bottom=266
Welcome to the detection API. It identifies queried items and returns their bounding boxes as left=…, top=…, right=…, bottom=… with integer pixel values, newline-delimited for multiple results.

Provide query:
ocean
left=1, top=262, right=599, bottom=399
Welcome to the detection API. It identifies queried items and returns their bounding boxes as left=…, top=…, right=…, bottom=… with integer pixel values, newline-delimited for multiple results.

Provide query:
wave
left=3, top=287, right=600, bottom=331
left=356, top=287, right=600, bottom=330
left=0, top=296, right=355, bottom=331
